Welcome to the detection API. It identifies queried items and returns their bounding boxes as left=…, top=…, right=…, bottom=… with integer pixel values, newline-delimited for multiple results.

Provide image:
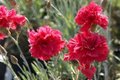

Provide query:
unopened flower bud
left=0, top=45, right=7, bottom=55
left=10, top=55, right=18, bottom=64
left=9, top=0, right=17, bottom=7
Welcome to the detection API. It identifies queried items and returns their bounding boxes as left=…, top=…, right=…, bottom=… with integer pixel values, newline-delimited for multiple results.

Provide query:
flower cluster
left=0, top=5, right=26, bottom=40
left=64, top=1, right=109, bottom=79
left=28, top=1, right=109, bottom=79
left=64, top=32, right=109, bottom=79
left=28, top=26, right=65, bottom=60
left=0, top=1, right=110, bottom=80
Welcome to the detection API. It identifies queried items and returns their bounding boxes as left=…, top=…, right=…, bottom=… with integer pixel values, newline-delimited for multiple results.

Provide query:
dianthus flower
left=75, top=1, right=108, bottom=31
left=0, top=5, right=26, bottom=29
left=78, top=63, right=96, bottom=80
left=64, top=32, right=109, bottom=64
left=28, top=26, right=65, bottom=60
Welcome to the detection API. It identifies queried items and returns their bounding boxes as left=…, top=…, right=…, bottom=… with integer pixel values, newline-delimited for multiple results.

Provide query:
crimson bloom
left=64, top=32, right=109, bottom=64
left=75, top=1, right=108, bottom=31
left=28, top=26, right=65, bottom=60
left=0, top=5, right=26, bottom=29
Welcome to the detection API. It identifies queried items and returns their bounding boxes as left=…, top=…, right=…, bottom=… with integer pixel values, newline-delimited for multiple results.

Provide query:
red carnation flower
left=78, top=64, right=96, bottom=79
left=28, top=26, right=65, bottom=60
left=64, top=32, right=109, bottom=64
left=75, top=1, right=108, bottom=31
left=0, top=5, right=26, bottom=29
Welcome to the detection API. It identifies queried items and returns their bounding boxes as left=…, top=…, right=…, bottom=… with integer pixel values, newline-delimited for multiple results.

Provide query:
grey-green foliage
left=19, top=61, right=48, bottom=80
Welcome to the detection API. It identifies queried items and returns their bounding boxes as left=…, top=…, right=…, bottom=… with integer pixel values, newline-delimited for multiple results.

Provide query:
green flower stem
left=94, top=74, right=97, bottom=80
left=25, top=17, right=33, bottom=30
left=7, top=29, right=31, bottom=73
left=75, top=67, right=79, bottom=80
